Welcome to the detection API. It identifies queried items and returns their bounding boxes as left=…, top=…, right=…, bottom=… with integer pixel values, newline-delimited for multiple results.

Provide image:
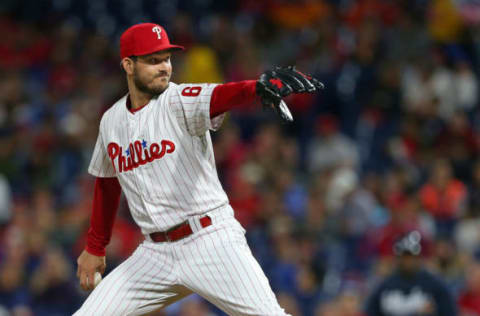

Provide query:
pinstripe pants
left=74, top=213, right=288, bottom=315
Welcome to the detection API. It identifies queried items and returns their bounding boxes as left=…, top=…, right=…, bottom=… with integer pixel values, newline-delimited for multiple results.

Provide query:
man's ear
left=121, top=58, right=135, bottom=75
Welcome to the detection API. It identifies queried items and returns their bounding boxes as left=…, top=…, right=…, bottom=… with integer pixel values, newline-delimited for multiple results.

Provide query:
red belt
left=149, top=215, right=212, bottom=242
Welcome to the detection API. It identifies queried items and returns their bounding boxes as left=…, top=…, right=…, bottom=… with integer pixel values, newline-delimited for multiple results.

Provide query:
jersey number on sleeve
left=181, top=86, right=202, bottom=97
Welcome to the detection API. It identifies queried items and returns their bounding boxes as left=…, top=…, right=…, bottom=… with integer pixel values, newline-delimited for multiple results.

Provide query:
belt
left=149, top=215, right=212, bottom=242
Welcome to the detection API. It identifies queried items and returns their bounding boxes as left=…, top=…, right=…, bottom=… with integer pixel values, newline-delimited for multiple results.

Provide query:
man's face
left=131, top=51, right=172, bottom=95
left=397, top=254, right=421, bottom=275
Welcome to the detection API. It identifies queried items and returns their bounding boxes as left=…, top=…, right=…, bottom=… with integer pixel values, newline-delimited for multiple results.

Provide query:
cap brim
left=137, top=44, right=184, bottom=56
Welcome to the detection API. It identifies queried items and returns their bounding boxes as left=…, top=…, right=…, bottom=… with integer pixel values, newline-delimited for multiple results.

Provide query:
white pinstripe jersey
left=88, top=82, right=229, bottom=234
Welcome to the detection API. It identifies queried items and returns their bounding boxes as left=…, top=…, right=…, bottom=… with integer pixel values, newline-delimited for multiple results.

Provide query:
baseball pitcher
left=74, top=23, right=324, bottom=315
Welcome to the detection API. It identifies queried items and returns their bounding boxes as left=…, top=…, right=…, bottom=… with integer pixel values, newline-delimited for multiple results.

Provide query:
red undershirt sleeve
left=210, top=80, right=258, bottom=118
left=85, top=177, right=122, bottom=257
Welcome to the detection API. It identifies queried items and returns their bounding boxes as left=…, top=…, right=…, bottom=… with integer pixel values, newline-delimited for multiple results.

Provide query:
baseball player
left=74, top=22, right=323, bottom=315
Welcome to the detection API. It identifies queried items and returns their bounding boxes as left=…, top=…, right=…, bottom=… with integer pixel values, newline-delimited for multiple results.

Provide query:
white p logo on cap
left=152, top=26, right=162, bottom=39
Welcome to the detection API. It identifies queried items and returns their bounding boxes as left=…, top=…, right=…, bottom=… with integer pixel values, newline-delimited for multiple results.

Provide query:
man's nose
left=157, top=69, right=168, bottom=76
left=157, top=63, right=169, bottom=73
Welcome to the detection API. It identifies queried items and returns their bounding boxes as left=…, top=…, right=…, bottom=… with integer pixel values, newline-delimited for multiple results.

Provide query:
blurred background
left=2, top=0, right=480, bottom=315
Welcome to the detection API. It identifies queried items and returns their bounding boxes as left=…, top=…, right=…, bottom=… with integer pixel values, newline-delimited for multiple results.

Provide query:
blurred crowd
left=2, top=0, right=480, bottom=315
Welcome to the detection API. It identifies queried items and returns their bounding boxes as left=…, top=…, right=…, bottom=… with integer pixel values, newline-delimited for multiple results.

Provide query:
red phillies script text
left=107, top=140, right=175, bottom=173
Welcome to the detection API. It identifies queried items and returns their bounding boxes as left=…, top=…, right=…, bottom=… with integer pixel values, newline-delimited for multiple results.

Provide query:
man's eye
left=147, top=57, right=168, bottom=64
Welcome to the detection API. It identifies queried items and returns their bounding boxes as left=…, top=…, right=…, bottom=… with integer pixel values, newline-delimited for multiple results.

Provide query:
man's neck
left=129, top=89, right=153, bottom=110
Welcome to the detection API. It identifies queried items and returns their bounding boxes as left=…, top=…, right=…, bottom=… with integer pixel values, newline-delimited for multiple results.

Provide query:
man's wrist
left=85, top=244, right=106, bottom=257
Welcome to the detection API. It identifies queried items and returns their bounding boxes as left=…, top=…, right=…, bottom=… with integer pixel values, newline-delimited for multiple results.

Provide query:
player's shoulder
left=168, top=82, right=217, bottom=91
left=166, top=82, right=185, bottom=95
left=98, top=94, right=128, bottom=128
left=167, top=82, right=218, bottom=100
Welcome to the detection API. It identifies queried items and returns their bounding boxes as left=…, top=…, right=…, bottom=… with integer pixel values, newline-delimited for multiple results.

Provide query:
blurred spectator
left=455, top=209, right=480, bottom=257
left=307, top=115, right=359, bottom=174
left=294, top=263, right=325, bottom=316
left=364, top=231, right=457, bottom=316
left=267, top=216, right=299, bottom=292
left=0, top=175, right=11, bottom=224
left=376, top=193, right=435, bottom=258
left=458, top=260, right=480, bottom=316
left=468, top=160, right=480, bottom=216
left=332, top=171, right=387, bottom=272
left=314, top=289, right=364, bottom=316
left=436, top=111, right=478, bottom=182
left=419, top=159, right=467, bottom=236
left=325, top=167, right=358, bottom=214
left=453, top=60, right=478, bottom=112
left=29, top=247, right=80, bottom=315
left=271, top=168, right=308, bottom=219
left=428, top=0, right=464, bottom=43
left=401, top=56, right=455, bottom=119
left=268, top=0, right=329, bottom=30
left=315, top=301, right=338, bottom=316
left=0, top=260, right=32, bottom=315
left=178, top=46, right=223, bottom=84
left=335, top=290, right=364, bottom=316
left=228, top=168, right=262, bottom=229
left=428, top=237, right=466, bottom=297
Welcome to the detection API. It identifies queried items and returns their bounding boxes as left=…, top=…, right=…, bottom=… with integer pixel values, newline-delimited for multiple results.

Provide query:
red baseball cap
left=120, top=23, right=184, bottom=59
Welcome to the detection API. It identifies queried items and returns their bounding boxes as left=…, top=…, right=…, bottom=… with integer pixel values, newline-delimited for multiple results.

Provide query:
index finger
left=80, top=272, right=95, bottom=291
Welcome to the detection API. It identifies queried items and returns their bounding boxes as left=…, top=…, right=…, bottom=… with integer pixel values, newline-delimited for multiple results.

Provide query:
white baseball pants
left=74, top=209, right=288, bottom=315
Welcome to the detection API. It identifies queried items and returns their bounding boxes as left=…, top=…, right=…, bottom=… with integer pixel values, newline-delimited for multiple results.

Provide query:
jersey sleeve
left=170, top=83, right=226, bottom=136
left=88, top=117, right=116, bottom=177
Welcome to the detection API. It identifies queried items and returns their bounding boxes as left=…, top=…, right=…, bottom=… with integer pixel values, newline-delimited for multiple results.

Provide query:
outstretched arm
left=210, top=80, right=257, bottom=118
left=210, top=67, right=324, bottom=121
left=77, top=177, right=121, bottom=291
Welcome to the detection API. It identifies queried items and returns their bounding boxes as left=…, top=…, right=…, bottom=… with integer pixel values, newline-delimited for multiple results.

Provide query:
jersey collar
left=126, top=94, right=151, bottom=114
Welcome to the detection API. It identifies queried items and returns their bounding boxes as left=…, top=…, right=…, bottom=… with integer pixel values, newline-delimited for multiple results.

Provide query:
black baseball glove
left=256, top=66, right=324, bottom=122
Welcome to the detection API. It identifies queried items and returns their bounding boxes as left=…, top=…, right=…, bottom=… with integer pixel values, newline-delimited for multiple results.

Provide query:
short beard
left=133, top=70, right=168, bottom=96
